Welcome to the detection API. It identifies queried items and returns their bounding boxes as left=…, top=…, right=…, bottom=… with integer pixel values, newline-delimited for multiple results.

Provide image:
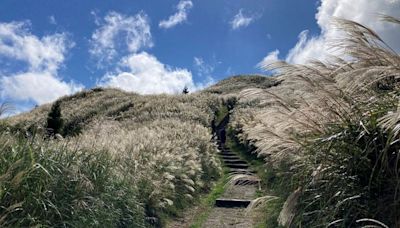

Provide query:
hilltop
left=6, top=75, right=278, bottom=134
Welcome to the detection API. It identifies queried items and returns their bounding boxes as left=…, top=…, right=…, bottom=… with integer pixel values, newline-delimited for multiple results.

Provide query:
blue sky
left=0, top=0, right=399, bottom=114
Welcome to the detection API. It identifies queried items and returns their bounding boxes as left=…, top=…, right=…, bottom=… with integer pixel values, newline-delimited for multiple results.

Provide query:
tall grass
left=230, top=16, right=400, bottom=227
left=0, top=132, right=145, bottom=227
left=74, top=119, right=222, bottom=222
left=2, top=90, right=225, bottom=226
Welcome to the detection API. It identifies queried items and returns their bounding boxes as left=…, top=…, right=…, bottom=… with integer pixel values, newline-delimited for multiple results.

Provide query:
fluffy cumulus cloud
left=159, top=0, right=193, bottom=29
left=0, top=21, right=83, bottom=105
left=286, top=0, right=400, bottom=64
left=93, top=10, right=206, bottom=94
left=90, top=11, right=153, bottom=64
left=0, top=21, right=70, bottom=73
left=230, top=9, right=257, bottom=30
left=1, top=72, right=82, bottom=104
left=100, top=52, right=195, bottom=94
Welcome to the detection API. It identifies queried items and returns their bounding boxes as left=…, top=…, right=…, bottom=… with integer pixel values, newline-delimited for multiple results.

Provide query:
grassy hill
left=0, top=76, right=277, bottom=227
left=202, top=74, right=280, bottom=95
left=1, top=17, right=400, bottom=227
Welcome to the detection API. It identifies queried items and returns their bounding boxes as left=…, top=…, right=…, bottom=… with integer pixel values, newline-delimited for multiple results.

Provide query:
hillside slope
left=0, top=75, right=277, bottom=227
left=202, top=74, right=280, bottom=96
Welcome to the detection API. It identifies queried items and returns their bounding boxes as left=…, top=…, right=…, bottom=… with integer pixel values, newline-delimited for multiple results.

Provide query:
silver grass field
left=1, top=90, right=224, bottom=227
left=1, top=15, right=400, bottom=227
left=231, top=16, right=400, bottom=227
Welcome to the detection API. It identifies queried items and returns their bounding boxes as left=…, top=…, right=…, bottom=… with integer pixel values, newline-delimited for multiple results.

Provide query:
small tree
left=46, top=100, right=64, bottom=136
left=182, top=86, right=189, bottom=94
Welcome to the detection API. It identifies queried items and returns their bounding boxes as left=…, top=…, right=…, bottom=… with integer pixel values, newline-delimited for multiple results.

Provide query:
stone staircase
left=202, top=113, right=261, bottom=227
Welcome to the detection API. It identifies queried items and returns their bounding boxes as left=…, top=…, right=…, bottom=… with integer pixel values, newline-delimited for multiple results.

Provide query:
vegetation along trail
left=168, top=103, right=269, bottom=228
left=202, top=108, right=262, bottom=227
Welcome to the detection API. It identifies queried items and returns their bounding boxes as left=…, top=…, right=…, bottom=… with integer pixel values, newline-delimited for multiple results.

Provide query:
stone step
left=215, top=198, right=251, bottom=208
left=221, top=154, right=237, bottom=159
left=222, top=158, right=244, bottom=163
left=224, top=160, right=248, bottom=165
left=226, top=163, right=249, bottom=169
left=220, top=151, right=236, bottom=156
left=222, top=157, right=241, bottom=161
left=220, top=154, right=238, bottom=158
left=221, top=155, right=244, bottom=161
left=221, top=156, right=238, bottom=160
left=221, top=154, right=240, bottom=158
left=228, top=169, right=256, bottom=174
left=234, top=179, right=260, bottom=186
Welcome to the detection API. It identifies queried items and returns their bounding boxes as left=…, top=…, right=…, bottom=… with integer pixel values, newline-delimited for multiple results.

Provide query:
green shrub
left=46, top=101, right=64, bottom=136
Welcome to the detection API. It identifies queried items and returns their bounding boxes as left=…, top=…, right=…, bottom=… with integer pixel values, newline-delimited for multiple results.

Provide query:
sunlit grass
left=230, top=16, right=400, bottom=227
left=0, top=134, right=145, bottom=227
left=1, top=90, right=226, bottom=226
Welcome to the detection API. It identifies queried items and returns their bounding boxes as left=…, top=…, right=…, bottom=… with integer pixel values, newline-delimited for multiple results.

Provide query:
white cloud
left=94, top=10, right=209, bottom=94
left=285, top=0, right=400, bottom=64
left=159, top=0, right=193, bottom=29
left=0, top=21, right=83, bottom=105
left=90, top=11, right=153, bottom=64
left=1, top=72, right=82, bottom=104
left=230, top=9, right=257, bottom=30
left=100, top=52, right=196, bottom=94
left=194, top=57, right=214, bottom=77
left=90, top=10, right=101, bottom=26
left=285, top=30, right=328, bottom=64
left=0, top=21, right=72, bottom=73
left=257, top=49, right=280, bottom=67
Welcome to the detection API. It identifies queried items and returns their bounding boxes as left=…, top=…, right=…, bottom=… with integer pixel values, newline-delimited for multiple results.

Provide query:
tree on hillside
left=46, top=100, right=64, bottom=136
left=182, top=86, right=189, bottom=94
